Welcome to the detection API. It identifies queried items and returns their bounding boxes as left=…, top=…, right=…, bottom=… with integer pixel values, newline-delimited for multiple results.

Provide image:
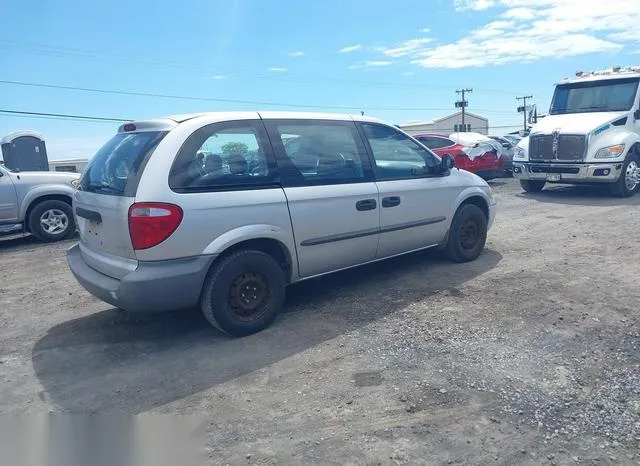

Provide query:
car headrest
left=227, top=153, right=247, bottom=175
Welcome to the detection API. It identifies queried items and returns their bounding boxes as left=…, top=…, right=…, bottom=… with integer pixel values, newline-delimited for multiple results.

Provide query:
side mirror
left=634, top=109, right=640, bottom=120
left=441, top=154, right=455, bottom=172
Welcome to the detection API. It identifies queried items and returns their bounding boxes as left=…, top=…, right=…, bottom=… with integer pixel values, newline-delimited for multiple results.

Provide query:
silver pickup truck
left=0, top=165, right=79, bottom=242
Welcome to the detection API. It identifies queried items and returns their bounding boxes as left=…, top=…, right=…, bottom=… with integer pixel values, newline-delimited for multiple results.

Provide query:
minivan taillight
left=128, top=203, right=183, bottom=250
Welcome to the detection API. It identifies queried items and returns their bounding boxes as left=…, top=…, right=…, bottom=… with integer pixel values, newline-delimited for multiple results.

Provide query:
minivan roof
left=119, top=111, right=388, bottom=134
left=162, top=111, right=386, bottom=124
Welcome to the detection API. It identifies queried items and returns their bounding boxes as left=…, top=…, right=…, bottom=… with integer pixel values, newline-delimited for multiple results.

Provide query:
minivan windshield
left=80, top=131, right=167, bottom=196
left=550, top=78, right=640, bottom=115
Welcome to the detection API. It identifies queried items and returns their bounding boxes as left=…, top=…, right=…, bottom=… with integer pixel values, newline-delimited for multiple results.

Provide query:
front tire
left=610, top=152, right=640, bottom=198
left=200, top=250, right=286, bottom=337
left=445, top=204, right=488, bottom=263
left=28, top=200, right=75, bottom=242
left=520, top=179, right=546, bottom=193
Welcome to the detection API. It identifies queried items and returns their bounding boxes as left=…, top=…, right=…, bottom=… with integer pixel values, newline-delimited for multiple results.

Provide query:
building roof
left=49, top=158, right=89, bottom=164
left=399, top=111, right=488, bottom=127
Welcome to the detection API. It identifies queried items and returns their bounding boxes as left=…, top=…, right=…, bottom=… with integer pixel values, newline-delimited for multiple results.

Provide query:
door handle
left=356, top=199, right=377, bottom=211
left=382, top=196, right=401, bottom=208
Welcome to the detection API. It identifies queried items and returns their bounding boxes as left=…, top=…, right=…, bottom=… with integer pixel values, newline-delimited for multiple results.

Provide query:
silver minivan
left=68, top=112, right=496, bottom=336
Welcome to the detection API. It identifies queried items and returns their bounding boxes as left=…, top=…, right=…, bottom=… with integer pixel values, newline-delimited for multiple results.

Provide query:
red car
left=414, top=133, right=504, bottom=180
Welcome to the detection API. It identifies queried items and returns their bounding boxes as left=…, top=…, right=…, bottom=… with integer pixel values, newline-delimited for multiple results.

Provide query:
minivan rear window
left=80, top=131, right=167, bottom=196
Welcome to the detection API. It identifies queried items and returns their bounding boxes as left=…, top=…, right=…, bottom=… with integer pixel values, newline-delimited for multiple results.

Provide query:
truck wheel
left=445, top=204, right=488, bottom=263
left=610, top=153, right=640, bottom=198
left=520, top=180, right=546, bottom=193
left=28, top=200, right=75, bottom=242
left=200, top=250, right=286, bottom=337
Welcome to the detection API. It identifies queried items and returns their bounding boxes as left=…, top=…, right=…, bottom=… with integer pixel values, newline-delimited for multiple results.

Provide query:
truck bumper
left=67, top=244, right=215, bottom=312
left=512, top=162, right=623, bottom=183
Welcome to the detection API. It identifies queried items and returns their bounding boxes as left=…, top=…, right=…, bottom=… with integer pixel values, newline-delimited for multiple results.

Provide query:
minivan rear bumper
left=67, top=244, right=215, bottom=312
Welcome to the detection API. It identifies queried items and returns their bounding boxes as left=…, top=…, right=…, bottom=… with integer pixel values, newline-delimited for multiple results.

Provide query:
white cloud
left=455, top=0, right=496, bottom=11
left=402, top=71, right=416, bottom=76
left=608, top=30, right=640, bottom=42
left=502, top=7, right=536, bottom=19
left=348, top=61, right=394, bottom=69
left=267, top=67, right=287, bottom=72
left=377, top=38, right=434, bottom=58
left=370, top=0, right=640, bottom=68
left=412, top=34, right=620, bottom=69
left=208, top=75, right=227, bottom=80
left=339, top=44, right=362, bottom=53
left=288, top=51, right=305, bottom=57
left=420, top=28, right=431, bottom=33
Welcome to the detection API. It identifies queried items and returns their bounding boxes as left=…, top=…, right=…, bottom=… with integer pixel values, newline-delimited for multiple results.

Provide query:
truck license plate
left=547, top=174, right=561, bottom=182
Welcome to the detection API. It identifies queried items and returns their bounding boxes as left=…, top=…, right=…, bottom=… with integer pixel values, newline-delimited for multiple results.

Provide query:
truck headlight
left=514, top=146, right=526, bottom=159
left=595, top=144, right=625, bottom=159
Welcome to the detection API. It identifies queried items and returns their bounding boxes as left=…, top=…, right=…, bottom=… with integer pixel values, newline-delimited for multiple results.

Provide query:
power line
left=0, top=109, right=130, bottom=122
left=0, top=108, right=523, bottom=132
left=0, top=39, right=525, bottom=96
left=0, top=79, right=518, bottom=114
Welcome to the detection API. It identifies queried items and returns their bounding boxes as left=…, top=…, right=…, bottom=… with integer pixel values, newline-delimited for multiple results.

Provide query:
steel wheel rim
left=460, top=218, right=480, bottom=251
left=40, top=209, right=69, bottom=235
left=228, top=272, right=270, bottom=322
left=625, top=161, right=640, bottom=191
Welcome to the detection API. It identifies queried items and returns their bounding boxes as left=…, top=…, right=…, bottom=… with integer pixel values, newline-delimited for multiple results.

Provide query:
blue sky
left=1, top=0, right=639, bottom=160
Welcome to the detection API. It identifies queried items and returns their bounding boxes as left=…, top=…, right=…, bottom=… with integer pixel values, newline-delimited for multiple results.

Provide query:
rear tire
left=445, top=204, right=488, bottom=263
left=200, top=250, right=286, bottom=337
left=520, top=179, right=545, bottom=193
left=28, top=200, right=75, bottom=243
left=610, top=152, right=639, bottom=198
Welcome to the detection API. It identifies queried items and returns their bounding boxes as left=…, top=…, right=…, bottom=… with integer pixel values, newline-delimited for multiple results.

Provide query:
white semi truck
left=513, top=66, right=640, bottom=197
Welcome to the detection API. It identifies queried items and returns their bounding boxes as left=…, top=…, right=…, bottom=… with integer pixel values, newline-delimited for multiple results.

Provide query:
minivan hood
left=531, top=111, right=626, bottom=135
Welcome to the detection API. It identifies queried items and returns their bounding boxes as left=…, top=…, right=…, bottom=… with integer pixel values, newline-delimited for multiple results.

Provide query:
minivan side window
left=361, top=123, right=440, bottom=180
left=169, top=120, right=278, bottom=192
left=265, top=120, right=373, bottom=187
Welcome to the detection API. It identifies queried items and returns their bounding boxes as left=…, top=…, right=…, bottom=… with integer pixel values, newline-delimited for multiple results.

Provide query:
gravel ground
left=1, top=179, right=639, bottom=465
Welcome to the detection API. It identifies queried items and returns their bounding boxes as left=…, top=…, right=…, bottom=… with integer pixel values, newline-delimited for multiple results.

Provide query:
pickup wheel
left=520, top=179, right=546, bottom=193
left=28, top=200, right=75, bottom=242
left=200, top=250, right=286, bottom=337
left=610, top=152, right=640, bottom=198
left=445, top=204, right=488, bottom=263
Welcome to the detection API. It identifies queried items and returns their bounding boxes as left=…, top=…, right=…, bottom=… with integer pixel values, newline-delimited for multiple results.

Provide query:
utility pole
left=455, top=88, right=473, bottom=131
left=516, top=95, right=533, bottom=132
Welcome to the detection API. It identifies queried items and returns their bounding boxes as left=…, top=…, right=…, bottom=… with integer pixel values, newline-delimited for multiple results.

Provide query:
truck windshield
left=80, top=131, right=167, bottom=196
left=550, top=78, right=640, bottom=115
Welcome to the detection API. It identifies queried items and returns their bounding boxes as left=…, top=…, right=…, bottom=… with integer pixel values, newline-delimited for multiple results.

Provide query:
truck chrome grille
left=529, top=134, right=586, bottom=161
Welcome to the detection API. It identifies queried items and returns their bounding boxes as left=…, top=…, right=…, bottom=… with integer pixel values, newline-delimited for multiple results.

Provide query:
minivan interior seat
left=227, top=153, right=248, bottom=175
